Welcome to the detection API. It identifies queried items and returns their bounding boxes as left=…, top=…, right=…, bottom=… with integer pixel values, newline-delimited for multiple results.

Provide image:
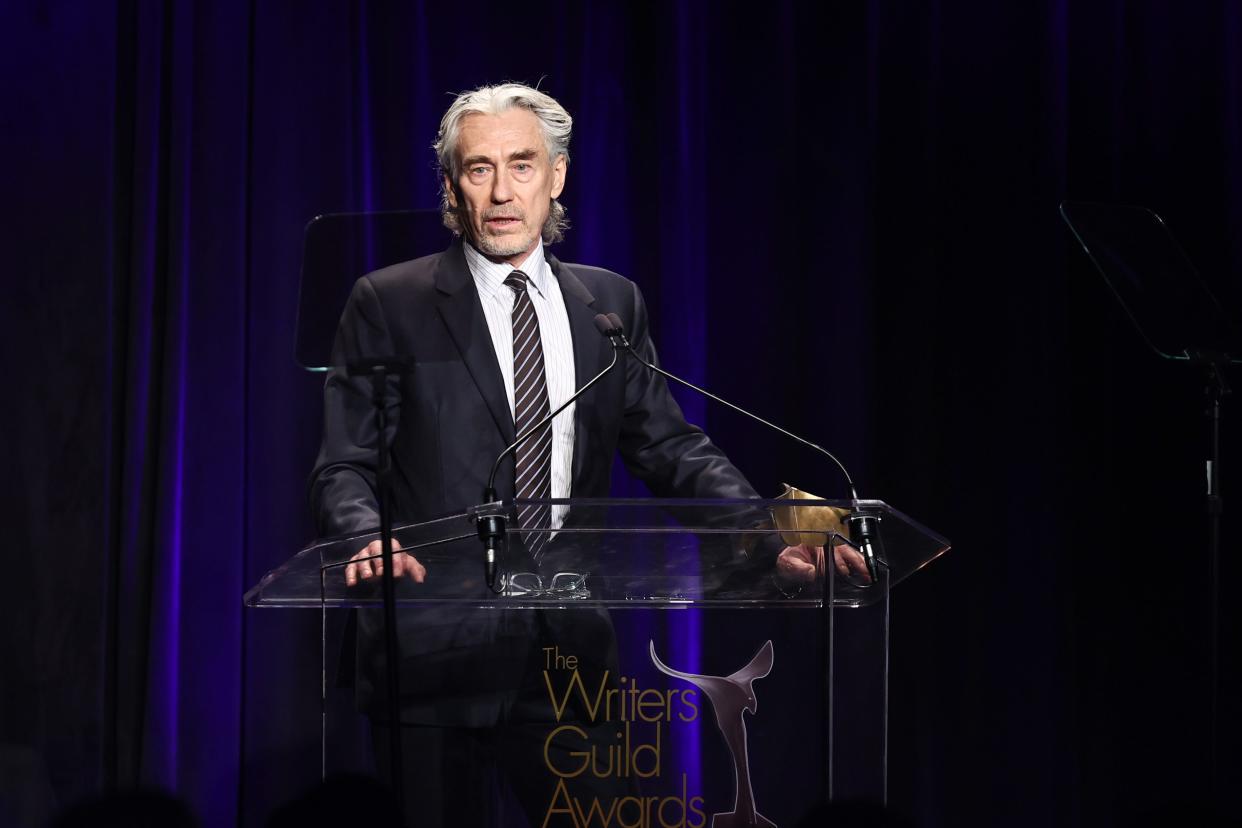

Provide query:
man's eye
left=469, top=166, right=490, bottom=176
left=514, top=163, right=531, bottom=172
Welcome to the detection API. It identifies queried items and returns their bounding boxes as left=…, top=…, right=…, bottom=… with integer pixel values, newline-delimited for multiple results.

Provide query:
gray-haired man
left=311, top=82, right=861, bottom=825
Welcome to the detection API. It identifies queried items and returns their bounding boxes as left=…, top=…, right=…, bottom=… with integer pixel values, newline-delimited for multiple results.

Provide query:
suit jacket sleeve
left=616, top=280, right=761, bottom=501
left=308, top=276, right=401, bottom=538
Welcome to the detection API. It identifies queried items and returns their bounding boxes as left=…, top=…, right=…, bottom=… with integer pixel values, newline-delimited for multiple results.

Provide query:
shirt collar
left=463, top=240, right=551, bottom=300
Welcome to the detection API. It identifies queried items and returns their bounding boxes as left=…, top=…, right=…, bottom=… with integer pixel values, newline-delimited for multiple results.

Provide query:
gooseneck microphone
left=602, top=313, right=857, bottom=494
left=478, top=314, right=629, bottom=589
left=601, top=312, right=881, bottom=582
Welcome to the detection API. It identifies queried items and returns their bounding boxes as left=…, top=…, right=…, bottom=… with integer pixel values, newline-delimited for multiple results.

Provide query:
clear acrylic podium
left=245, top=497, right=949, bottom=824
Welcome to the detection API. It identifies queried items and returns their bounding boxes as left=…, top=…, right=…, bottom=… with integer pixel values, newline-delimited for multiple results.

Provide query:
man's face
left=445, top=108, right=567, bottom=265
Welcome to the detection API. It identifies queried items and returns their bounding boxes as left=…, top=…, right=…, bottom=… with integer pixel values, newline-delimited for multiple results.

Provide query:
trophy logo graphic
left=650, top=640, right=776, bottom=828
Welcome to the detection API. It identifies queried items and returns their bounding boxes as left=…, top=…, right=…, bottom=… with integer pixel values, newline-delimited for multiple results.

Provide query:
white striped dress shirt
left=464, top=242, right=576, bottom=528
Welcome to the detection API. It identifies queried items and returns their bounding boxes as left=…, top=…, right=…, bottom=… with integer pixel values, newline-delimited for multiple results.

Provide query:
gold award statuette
left=771, top=484, right=851, bottom=547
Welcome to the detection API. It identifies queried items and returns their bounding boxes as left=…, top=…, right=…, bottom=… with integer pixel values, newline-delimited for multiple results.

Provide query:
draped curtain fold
left=103, top=3, right=250, bottom=826
left=2, top=1, right=1239, bottom=826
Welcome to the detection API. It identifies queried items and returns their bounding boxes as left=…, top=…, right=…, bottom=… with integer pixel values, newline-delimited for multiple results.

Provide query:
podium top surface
left=245, top=498, right=950, bottom=610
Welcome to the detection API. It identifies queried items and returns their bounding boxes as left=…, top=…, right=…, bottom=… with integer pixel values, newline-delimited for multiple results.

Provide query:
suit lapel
left=549, top=254, right=604, bottom=488
left=434, top=241, right=516, bottom=446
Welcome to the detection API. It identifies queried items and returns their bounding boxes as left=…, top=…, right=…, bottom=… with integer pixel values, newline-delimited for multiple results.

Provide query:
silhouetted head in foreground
left=266, top=773, right=402, bottom=828
left=52, top=789, right=198, bottom=828
left=795, top=799, right=913, bottom=828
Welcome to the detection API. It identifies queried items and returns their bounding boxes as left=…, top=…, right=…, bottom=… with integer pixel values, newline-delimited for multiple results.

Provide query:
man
left=310, top=82, right=857, bottom=825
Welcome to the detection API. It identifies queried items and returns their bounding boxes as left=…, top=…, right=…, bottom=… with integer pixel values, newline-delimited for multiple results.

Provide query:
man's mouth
left=484, top=213, right=523, bottom=230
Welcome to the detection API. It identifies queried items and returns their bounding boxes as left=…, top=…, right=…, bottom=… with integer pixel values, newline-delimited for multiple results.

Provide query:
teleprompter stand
left=293, top=210, right=453, bottom=815
left=1062, top=201, right=1241, bottom=795
left=342, top=356, right=411, bottom=803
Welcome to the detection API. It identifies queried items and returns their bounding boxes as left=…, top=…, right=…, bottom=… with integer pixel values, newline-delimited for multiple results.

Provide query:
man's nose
left=491, top=171, right=513, bottom=202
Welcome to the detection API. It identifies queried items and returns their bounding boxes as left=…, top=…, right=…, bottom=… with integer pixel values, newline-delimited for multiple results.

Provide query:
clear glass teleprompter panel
left=295, top=210, right=451, bottom=370
left=1060, top=201, right=1242, bottom=363
left=243, top=499, right=950, bottom=609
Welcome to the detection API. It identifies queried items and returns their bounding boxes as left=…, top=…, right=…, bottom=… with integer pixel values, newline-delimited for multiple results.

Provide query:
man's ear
left=550, top=154, right=567, bottom=199
left=443, top=174, right=458, bottom=208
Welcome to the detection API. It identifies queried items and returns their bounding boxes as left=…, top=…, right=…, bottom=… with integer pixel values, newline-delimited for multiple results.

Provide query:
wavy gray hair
left=433, top=83, right=572, bottom=243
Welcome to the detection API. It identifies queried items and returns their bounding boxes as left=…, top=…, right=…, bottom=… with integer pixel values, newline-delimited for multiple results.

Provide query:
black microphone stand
left=346, top=356, right=411, bottom=814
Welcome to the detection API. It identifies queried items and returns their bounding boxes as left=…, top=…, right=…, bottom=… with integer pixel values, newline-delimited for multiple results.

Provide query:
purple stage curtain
left=2, top=1, right=1240, bottom=826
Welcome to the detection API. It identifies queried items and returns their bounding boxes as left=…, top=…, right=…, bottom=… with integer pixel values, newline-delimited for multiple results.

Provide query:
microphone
left=477, top=314, right=628, bottom=590
left=601, top=313, right=880, bottom=583
left=843, top=511, right=882, bottom=585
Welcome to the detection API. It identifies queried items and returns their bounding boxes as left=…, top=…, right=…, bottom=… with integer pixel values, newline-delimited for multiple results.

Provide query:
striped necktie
left=505, top=271, right=552, bottom=561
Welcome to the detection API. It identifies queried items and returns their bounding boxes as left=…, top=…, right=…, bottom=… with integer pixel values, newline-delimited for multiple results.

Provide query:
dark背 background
left=3, top=1, right=1240, bottom=825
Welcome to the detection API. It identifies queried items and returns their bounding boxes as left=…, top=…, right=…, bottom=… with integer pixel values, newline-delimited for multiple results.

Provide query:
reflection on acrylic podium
left=245, top=497, right=949, bottom=826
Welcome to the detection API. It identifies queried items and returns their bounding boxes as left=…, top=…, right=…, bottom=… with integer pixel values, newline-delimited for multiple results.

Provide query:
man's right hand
left=344, top=538, right=427, bottom=586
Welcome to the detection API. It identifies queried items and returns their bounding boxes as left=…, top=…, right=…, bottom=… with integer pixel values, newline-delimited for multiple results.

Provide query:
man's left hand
left=775, top=540, right=871, bottom=587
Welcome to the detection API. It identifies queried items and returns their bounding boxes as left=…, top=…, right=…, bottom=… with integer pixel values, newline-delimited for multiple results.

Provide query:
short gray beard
left=472, top=227, right=539, bottom=259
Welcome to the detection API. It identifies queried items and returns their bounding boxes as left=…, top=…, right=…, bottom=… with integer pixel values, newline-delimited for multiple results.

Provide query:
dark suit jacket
left=309, top=238, right=759, bottom=724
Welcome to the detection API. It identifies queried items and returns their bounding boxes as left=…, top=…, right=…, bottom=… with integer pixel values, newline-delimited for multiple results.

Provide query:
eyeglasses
left=500, top=571, right=591, bottom=599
